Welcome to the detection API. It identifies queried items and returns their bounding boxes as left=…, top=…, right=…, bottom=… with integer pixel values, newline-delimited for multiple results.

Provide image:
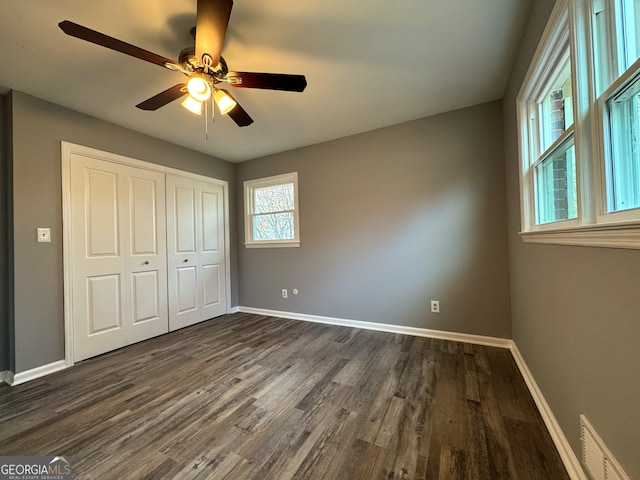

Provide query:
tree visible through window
left=253, top=183, right=295, bottom=241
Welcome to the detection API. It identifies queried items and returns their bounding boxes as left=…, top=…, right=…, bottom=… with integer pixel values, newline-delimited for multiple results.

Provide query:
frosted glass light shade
left=213, top=89, right=237, bottom=115
left=181, top=95, right=202, bottom=115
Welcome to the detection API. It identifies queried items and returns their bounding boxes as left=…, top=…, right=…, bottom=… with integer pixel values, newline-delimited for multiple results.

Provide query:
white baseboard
left=236, top=306, right=587, bottom=480
left=509, top=344, right=588, bottom=480
left=236, top=306, right=512, bottom=349
left=9, top=360, right=69, bottom=386
left=228, top=306, right=240, bottom=314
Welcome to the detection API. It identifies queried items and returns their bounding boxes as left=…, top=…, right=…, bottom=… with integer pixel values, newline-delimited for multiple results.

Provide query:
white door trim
left=61, top=141, right=232, bottom=367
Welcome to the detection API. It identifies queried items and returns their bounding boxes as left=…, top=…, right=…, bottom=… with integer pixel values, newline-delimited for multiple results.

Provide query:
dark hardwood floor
left=0, top=313, right=569, bottom=479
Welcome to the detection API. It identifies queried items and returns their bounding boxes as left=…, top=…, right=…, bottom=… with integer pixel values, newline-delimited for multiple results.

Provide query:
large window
left=244, top=172, right=300, bottom=248
left=517, top=0, right=640, bottom=248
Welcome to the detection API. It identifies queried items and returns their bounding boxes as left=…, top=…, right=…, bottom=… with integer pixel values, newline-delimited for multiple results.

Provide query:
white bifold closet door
left=70, top=154, right=169, bottom=361
left=166, top=175, right=227, bottom=331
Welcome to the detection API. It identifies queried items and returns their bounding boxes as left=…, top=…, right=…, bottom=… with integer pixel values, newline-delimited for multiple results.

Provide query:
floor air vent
left=580, top=415, right=629, bottom=480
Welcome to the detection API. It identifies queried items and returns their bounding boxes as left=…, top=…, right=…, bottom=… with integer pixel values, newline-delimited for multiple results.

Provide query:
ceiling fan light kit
left=58, top=0, right=307, bottom=130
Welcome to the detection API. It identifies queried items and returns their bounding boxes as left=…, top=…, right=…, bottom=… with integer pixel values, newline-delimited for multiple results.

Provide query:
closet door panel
left=131, top=270, right=161, bottom=323
left=85, top=169, right=120, bottom=257
left=202, top=264, right=220, bottom=308
left=175, top=186, right=197, bottom=253
left=177, top=266, right=198, bottom=313
left=86, top=274, right=122, bottom=334
left=129, top=176, right=160, bottom=255
left=202, top=190, right=220, bottom=252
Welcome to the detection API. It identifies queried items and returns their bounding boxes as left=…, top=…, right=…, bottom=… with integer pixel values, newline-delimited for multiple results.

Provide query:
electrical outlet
left=282, top=289, right=288, bottom=299
left=430, top=300, right=440, bottom=313
left=37, top=228, right=51, bottom=243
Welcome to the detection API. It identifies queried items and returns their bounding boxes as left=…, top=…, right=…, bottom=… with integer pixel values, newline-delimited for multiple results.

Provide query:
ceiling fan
left=58, top=0, right=307, bottom=127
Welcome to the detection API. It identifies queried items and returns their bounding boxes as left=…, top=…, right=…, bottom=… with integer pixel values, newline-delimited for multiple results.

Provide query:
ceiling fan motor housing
left=179, top=47, right=228, bottom=81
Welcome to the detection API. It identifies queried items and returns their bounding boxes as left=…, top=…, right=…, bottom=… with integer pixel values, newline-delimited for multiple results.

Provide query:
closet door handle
left=143, top=261, right=149, bottom=265
left=183, top=259, right=188, bottom=263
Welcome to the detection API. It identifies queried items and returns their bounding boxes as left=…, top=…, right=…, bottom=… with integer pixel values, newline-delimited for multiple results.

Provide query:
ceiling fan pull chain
left=204, top=100, right=209, bottom=140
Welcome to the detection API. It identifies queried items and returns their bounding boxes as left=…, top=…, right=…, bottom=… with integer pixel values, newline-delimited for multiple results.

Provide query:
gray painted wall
left=9, top=91, right=238, bottom=373
left=503, top=1, right=640, bottom=478
left=237, top=101, right=512, bottom=338
left=0, top=93, right=9, bottom=372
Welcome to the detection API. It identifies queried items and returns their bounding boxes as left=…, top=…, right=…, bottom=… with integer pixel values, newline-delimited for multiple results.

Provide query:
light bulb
left=187, top=76, right=211, bottom=102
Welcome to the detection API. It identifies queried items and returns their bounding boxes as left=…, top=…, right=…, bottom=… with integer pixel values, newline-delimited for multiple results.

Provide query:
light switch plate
left=37, top=228, right=51, bottom=243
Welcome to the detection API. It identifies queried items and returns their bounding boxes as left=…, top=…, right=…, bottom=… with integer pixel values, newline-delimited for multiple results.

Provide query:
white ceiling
left=0, top=0, right=532, bottom=163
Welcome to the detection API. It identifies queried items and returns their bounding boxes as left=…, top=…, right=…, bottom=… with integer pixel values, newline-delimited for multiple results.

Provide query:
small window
left=244, top=172, right=300, bottom=247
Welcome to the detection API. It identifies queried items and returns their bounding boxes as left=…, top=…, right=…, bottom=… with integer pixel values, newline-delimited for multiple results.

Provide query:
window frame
left=517, top=0, right=640, bottom=249
left=243, top=172, right=301, bottom=248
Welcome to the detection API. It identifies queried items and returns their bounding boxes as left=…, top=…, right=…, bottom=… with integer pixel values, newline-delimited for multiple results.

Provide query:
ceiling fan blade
left=195, top=0, right=233, bottom=69
left=59, top=20, right=181, bottom=70
left=220, top=89, right=254, bottom=127
left=136, top=84, right=187, bottom=111
left=225, top=72, right=307, bottom=92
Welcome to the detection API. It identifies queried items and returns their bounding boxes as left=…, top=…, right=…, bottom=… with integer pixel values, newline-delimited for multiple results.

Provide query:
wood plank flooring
left=0, top=313, right=570, bottom=479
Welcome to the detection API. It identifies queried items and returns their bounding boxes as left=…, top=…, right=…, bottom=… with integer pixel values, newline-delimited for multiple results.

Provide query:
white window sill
left=244, top=241, right=301, bottom=249
left=520, top=221, right=640, bottom=249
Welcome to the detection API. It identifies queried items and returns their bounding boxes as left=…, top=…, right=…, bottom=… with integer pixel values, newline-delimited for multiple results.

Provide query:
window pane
left=606, top=74, right=640, bottom=212
left=253, top=212, right=295, bottom=240
left=621, top=0, right=640, bottom=68
left=593, top=0, right=640, bottom=95
left=540, top=59, right=573, bottom=152
left=535, top=138, right=578, bottom=224
left=593, top=0, right=615, bottom=95
left=254, top=183, right=294, bottom=214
